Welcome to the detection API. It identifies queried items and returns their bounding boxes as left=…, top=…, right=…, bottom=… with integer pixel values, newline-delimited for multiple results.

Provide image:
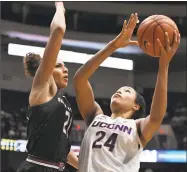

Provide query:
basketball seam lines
left=139, top=21, right=158, bottom=51
left=138, top=15, right=159, bottom=49
left=138, top=15, right=158, bottom=35
left=171, top=30, right=175, bottom=45
left=138, top=16, right=177, bottom=56
left=138, top=15, right=158, bottom=33
left=140, top=15, right=159, bottom=26
left=151, top=19, right=165, bottom=35
left=152, top=19, right=168, bottom=50
left=163, top=24, right=176, bottom=45
left=152, top=18, right=177, bottom=46
left=154, top=18, right=177, bottom=31
left=153, top=24, right=159, bottom=56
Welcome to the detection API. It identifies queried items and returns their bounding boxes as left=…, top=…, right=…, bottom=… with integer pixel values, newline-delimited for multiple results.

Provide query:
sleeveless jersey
left=78, top=114, right=143, bottom=172
left=26, top=89, right=73, bottom=163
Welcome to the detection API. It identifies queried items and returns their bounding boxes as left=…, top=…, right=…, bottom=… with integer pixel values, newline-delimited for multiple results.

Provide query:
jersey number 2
left=63, top=111, right=72, bottom=137
left=92, top=131, right=118, bottom=152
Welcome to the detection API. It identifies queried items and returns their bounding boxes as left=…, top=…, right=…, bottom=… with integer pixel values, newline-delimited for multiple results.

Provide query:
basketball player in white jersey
left=74, top=13, right=180, bottom=172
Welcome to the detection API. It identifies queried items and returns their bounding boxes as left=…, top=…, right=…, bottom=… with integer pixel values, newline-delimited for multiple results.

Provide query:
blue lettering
left=99, top=122, right=108, bottom=127
left=92, top=121, right=100, bottom=127
left=114, top=124, right=124, bottom=131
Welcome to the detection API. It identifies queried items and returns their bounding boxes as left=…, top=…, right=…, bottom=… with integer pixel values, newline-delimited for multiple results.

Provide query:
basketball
left=137, top=15, right=179, bottom=57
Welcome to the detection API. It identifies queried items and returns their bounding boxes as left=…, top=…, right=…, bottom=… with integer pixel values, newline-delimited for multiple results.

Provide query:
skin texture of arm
left=32, top=2, right=66, bottom=89
left=73, top=14, right=138, bottom=125
left=136, top=31, right=180, bottom=147
left=67, top=151, right=78, bottom=169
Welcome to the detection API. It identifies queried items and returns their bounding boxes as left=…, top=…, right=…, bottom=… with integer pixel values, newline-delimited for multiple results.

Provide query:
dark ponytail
left=132, top=92, right=146, bottom=120
left=23, top=53, right=41, bottom=77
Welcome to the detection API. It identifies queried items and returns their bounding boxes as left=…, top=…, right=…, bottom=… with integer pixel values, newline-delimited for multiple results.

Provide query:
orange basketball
left=137, top=15, right=179, bottom=57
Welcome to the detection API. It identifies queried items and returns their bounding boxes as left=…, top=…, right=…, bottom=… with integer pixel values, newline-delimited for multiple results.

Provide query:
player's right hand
left=112, top=13, right=139, bottom=49
left=157, top=30, right=180, bottom=66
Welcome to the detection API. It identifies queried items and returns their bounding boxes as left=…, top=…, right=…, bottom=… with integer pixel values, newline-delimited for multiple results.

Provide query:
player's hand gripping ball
left=137, top=15, right=180, bottom=57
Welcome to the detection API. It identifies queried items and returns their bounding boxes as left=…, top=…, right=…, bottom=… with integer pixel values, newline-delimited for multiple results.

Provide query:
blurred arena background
left=0, top=1, right=186, bottom=172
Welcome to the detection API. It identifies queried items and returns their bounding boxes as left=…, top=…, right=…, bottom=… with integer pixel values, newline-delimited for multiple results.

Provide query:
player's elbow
left=149, top=114, right=164, bottom=126
left=73, top=71, right=86, bottom=86
left=50, top=23, right=66, bottom=36
left=73, top=75, right=82, bottom=89
left=150, top=106, right=167, bottom=122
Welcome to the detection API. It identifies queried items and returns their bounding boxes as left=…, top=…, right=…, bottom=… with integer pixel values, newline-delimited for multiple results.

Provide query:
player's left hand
left=112, top=13, right=139, bottom=48
left=157, top=31, right=180, bottom=66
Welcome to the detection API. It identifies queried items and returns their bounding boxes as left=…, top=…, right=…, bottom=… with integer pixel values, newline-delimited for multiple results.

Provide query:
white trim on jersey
left=26, top=158, right=60, bottom=169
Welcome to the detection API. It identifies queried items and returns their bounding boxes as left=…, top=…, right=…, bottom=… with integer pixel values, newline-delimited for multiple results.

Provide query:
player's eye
left=55, top=63, right=62, bottom=68
left=125, top=90, right=130, bottom=93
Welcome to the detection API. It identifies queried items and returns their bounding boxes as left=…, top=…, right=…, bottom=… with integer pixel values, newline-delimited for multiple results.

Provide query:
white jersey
left=78, top=114, right=143, bottom=172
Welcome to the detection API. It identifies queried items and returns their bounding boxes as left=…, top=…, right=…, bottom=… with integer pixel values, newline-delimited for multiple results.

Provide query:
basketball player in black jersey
left=73, top=13, right=180, bottom=170
left=16, top=2, right=78, bottom=172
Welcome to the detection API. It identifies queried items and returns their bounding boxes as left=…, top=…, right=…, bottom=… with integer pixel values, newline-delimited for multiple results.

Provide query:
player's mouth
left=63, top=75, right=68, bottom=81
left=113, top=93, right=121, bottom=98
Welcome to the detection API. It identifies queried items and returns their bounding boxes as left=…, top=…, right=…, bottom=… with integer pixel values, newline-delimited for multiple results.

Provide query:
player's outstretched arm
left=73, top=13, right=138, bottom=125
left=136, top=31, right=180, bottom=146
left=32, top=2, right=66, bottom=89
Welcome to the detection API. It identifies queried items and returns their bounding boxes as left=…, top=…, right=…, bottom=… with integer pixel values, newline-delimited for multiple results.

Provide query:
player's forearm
left=50, top=3, right=66, bottom=34
left=149, top=62, right=169, bottom=121
left=67, top=151, right=78, bottom=169
left=74, top=41, right=117, bottom=81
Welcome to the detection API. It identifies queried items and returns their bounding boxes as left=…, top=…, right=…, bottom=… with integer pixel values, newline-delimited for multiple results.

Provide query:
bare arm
left=73, top=14, right=138, bottom=125
left=73, top=43, right=116, bottom=125
left=137, top=31, right=180, bottom=146
left=32, top=2, right=66, bottom=89
left=67, top=151, right=78, bottom=169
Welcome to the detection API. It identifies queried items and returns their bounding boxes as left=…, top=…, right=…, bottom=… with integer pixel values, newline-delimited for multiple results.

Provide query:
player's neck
left=111, top=111, right=132, bottom=119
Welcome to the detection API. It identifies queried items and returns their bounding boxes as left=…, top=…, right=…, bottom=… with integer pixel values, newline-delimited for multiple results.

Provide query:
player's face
left=110, top=86, right=139, bottom=116
left=53, top=62, right=68, bottom=88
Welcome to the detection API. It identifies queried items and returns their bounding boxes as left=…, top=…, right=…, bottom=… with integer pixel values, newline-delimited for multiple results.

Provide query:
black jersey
left=26, top=89, right=73, bottom=163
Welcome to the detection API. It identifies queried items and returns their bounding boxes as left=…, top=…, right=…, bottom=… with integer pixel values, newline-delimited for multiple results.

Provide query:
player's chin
left=111, top=98, right=121, bottom=106
left=63, top=82, right=68, bottom=88
left=110, top=100, right=121, bottom=112
left=59, top=81, right=68, bottom=88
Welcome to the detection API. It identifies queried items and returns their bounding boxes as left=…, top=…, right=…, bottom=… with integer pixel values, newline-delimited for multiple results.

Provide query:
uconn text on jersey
left=92, top=121, right=132, bottom=135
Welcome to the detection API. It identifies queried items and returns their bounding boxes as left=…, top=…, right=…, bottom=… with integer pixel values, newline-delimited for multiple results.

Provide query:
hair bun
left=23, top=53, right=41, bottom=77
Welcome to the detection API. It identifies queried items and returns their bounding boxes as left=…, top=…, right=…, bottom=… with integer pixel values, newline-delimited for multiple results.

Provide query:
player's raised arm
left=32, top=2, right=66, bottom=89
left=73, top=13, right=138, bottom=125
left=137, top=31, right=180, bottom=146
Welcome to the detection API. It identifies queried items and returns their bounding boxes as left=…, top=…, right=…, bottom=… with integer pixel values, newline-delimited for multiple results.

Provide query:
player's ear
left=133, top=104, right=140, bottom=111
